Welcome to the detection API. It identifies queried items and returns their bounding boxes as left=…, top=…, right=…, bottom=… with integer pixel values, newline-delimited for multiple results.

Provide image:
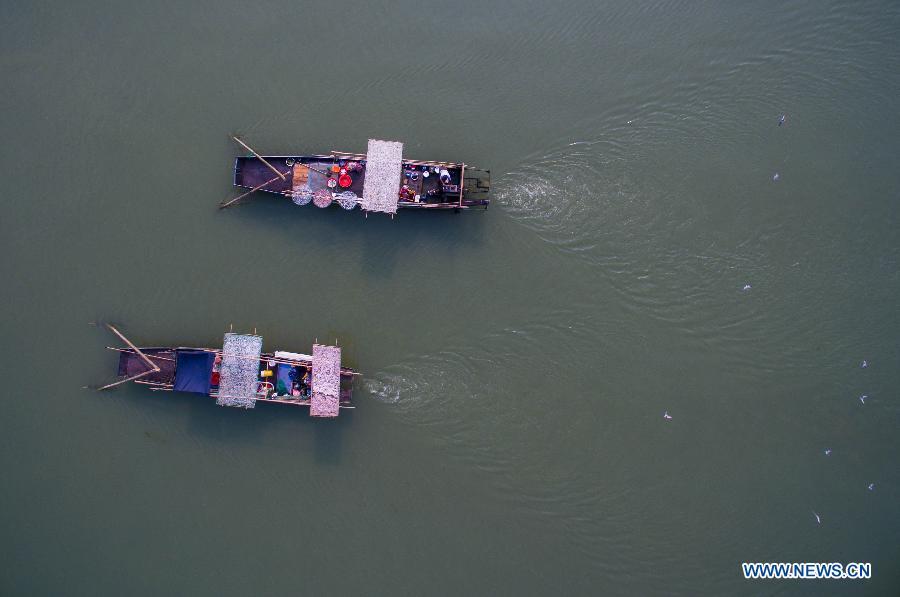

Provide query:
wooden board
left=292, top=164, right=309, bottom=192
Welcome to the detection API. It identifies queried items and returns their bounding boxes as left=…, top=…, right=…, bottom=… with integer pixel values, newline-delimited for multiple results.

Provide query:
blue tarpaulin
left=275, top=364, right=293, bottom=396
left=173, top=350, right=215, bottom=394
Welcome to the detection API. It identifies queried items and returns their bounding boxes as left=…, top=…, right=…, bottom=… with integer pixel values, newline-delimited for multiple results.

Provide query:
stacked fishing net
left=216, top=333, right=263, bottom=409
left=310, top=344, right=341, bottom=417
left=360, top=139, right=403, bottom=214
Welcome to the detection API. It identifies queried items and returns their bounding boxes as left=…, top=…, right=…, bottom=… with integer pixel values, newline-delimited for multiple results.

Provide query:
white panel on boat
left=274, top=351, right=313, bottom=363
left=216, top=333, right=262, bottom=409
left=360, top=139, right=403, bottom=214
left=310, top=344, right=341, bottom=417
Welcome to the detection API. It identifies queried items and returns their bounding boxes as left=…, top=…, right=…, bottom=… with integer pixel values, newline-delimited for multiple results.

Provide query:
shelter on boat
left=173, top=350, right=215, bottom=394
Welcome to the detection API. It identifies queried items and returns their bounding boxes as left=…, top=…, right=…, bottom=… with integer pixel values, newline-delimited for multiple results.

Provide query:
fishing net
left=313, top=189, right=333, bottom=208
left=291, top=189, right=313, bottom=206
left=311, top=344, right=341, bottom=417
left=216, top=333, right=263, bottom=409
left=335, top=191, right=358, bottom=210
left=361, top=139, right=403, bottom=214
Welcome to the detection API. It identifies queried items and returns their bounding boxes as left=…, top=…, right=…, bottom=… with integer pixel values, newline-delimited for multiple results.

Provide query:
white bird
left=824, top=448, right=832, bottom=455
left=663, top=411, right=673, bottom=420
left=813, top=511, right=821, bottom=524
left=868, top=483, right=875, bottom=491
left=778, top=114, right=786, bottom=126
left=742, top=284, right=752, bottom=291
left=861, top=360, right=868, bottom=368
left=773, top=172, right=780, bottom=181
left=859, top=395, right=867, bottom=405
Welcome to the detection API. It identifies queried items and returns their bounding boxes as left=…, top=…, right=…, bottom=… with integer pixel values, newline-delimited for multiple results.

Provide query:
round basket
left=291, top=190, right=313, bottom=206
left=313, top=189, right=333, bottom=208
left=335, top=191, right=358, bottom=210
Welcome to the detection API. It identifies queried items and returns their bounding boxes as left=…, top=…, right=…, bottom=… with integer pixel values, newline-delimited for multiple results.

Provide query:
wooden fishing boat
left=224, top=137, right=491, bottom=214
left=96, top=324, right=357, bottom=417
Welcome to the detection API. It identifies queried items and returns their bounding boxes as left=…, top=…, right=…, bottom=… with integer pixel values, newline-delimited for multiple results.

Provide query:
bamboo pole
left=220, top=172, right=287, bottom=209
left=190, top=347, right=361, bottom=375
left=105, top=346, right=176, bottom=362
left=103, top=341, right=361, bottom=377
left=330, top=150, right=463, bottom=168
left=98, top=324, right=161, bottom=390
left=232, top=136, right=286, bottom=180
left=98, top=370, right=157, bottom=390
left=106, top=324, right=159, bottom=375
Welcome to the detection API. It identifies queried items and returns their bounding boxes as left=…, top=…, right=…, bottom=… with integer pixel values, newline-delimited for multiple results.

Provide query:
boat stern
left=463, top=167, right=491, bottom=208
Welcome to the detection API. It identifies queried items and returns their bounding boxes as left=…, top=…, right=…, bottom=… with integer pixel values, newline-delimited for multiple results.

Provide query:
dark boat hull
left=234, top=154, right=490, bottom=211
left=115, top=346, right=355, bottom=409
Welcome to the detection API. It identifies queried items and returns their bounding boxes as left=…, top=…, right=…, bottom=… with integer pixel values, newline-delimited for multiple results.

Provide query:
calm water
left=2, top=1, right=899, bottom=595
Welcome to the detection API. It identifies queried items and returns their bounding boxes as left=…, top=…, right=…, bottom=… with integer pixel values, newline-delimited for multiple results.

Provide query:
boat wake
left=361, top=315, right=638, bottom=559
left=495, top=139, right=632, bottom=258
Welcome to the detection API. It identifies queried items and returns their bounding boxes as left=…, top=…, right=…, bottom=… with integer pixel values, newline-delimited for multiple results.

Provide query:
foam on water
left=361, top=313, right=650, bottom=559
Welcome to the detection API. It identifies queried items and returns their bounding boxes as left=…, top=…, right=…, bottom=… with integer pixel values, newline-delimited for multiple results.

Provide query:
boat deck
left=234, top=155, right=480, bottom=209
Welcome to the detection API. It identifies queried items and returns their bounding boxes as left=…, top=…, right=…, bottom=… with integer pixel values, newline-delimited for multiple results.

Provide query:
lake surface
left=1, top=1, right=898, bottom=595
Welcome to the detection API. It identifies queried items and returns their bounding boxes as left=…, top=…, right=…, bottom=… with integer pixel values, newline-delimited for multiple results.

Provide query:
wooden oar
left=98, top=324, right=161, bottom=390
left=219, top=172, right=288, bottom=209
left=232, top=136, right=286, bottom=181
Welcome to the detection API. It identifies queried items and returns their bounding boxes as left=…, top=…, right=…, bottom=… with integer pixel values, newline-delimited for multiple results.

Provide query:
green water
left=1, top=1, right=898, bottom=595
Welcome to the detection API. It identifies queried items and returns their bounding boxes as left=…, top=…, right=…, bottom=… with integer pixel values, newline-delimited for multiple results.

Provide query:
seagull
left=824, top=448, right=832, bottom=455
left=868, top=483, right=875, bottom=491
left=861, top=360, right=868, bottom=368
left=813, top=511, right=821, bottom=524
left=742, top=284, right=752, bottom=291
left=663, top=411, right=673, bottom=420
left=778, top=114, right=786, bottom=126
left=773, top=172, right=780, bottom=181
left=859, top=395, right=867, bottom=405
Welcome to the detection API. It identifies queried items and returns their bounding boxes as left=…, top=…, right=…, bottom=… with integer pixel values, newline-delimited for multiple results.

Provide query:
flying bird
left=773, top=172, right=780, bottom=181
left=813, top=511, right=821, bottom=524
left=859, top=395, right=867, bottom=405
left=824, top=448, right=832, bottom=455
left=861, top=360, right=868, bottom=368
left=742, top=284, right=752, bottom=291
left=868, top=483, right=875, bottom=491
left=778, top=114, right=786, bottom=126
left=663, top=411, right=673, bottom=420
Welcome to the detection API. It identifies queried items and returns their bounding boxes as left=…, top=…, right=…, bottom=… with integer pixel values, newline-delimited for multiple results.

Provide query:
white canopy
left=360, top=139, right=403, bottom=214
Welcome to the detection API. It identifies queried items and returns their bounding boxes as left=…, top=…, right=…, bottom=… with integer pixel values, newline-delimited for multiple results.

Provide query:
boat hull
left=114, top=346, right=356, bottom=410
left=233, top=154, right=490, bottom=211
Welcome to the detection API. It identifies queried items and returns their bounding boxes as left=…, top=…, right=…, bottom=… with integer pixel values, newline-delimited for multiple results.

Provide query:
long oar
left=232, top=136, right=286, bottom=181
left=98, top=324, right=161, bottom=390
left=219, top=171, right=288, bottom=209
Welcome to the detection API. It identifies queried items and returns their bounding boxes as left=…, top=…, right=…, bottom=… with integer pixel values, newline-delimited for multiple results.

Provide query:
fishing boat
left=224, top=137, right=491, bottom=214
left=97, top=324, right=357, bottom=417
